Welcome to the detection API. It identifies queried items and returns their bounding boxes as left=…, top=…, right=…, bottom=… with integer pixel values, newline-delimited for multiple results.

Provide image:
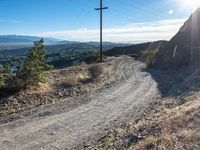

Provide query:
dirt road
left=0, top=56, right=159, bottom=150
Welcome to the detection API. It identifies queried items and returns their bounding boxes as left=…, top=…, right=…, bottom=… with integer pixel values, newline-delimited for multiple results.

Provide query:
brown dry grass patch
left=91, top=93, right=200, bottom=150
left=88, top=64, right=105, bottom=80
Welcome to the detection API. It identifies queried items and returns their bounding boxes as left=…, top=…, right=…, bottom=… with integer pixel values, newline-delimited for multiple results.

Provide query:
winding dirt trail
left=0, top=56, right=159, bottom=150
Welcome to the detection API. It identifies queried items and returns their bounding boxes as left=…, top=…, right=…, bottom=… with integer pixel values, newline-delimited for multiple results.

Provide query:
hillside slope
left=104, top=42, right=151, bottom=57
left=153, top=8, right=200, bottom=68
left=104, top=41, right=167, bottom=61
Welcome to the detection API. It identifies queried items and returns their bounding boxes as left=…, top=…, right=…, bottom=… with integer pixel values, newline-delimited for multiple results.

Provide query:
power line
left=95, top=0, right=108, bottom=62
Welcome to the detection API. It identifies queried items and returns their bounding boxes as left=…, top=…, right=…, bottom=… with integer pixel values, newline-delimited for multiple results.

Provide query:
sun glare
left=177, top=0, right=200, bottom=12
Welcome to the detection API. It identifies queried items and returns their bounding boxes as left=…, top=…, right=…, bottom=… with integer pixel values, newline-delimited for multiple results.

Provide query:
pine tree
left=0, top=65, right=4, bottom=86
left=16, top=39, right=52, bottom=88
left=0, top=64, right=12, bottom=87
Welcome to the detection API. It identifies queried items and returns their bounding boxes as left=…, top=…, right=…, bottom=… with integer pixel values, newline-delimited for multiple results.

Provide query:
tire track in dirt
left=0, top=56, right=159, bottom=150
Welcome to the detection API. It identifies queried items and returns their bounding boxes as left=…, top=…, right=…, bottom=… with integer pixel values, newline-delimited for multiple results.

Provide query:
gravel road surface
left=0, top=56, right=159, bottom=150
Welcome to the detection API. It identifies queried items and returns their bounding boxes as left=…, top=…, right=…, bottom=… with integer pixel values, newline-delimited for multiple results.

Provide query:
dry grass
left=0, top=58, right=117, bottom=117
left=62, top=73, right=79, bottom=88
left=91, top=93, right=200, bottom=150
left=133, top=97, right=200, bottom=150
left=132, top=136, right=159, bottom=150
left=140, top=49, right=159, bottom=68
left=88, top=64, right=105, bottom=80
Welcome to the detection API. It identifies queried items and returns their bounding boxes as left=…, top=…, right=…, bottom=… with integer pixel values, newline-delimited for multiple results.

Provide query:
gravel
left=0, top=56, right=159, bottom=150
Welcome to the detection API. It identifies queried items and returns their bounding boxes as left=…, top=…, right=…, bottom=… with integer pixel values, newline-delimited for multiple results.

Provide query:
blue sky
left=0, top=0, right=200, bottom=42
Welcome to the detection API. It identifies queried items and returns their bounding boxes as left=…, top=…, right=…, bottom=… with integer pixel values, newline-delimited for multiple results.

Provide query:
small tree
left=0, top=76, right=3, bottom=86
left=0, top=65, right=4, bottom=85
left=0, top=64, right=12, bottom=87
left=1, top=64, right=11, bottom=74
left=16, top=39, right=52, bottom=88
left=0, top=64, right=4, bottom=73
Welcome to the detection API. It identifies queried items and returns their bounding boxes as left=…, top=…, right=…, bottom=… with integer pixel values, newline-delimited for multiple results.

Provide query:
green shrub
left=0, top=65, right=3, bottom=73
left=0, top=65, right=13, bottom=88
left=0, top=75, right=4, bottom=87
left=15, top=39, right=52, bottom=88
left=88, top=64, right=104, bottom=80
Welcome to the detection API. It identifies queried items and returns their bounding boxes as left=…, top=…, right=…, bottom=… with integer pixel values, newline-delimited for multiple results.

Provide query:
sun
left=177, top=0, right=200, bottom=12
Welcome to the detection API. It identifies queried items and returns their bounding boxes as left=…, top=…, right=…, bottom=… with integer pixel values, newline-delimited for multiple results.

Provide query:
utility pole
left=95, top=0, right=108, bottom=62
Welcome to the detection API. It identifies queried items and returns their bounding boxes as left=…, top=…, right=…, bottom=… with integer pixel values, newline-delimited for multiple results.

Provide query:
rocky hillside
left=140, top=41, right=167, bottom=66
left=104, top=42, right=151, bottom=57
left=153, top=8, right=200, bottom=68
left=104, top=41, right=167, bottom=59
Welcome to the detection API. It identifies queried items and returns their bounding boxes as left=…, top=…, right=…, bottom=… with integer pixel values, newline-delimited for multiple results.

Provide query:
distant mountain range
left=0, top=35, right=60, bottom=44
left=0, top=35, right=129, bottom=59
left=0, top=35, right=62, bottom=50
left=0, top=35, right=129, bottom=51
left=0, top=35, right=130, bottom=67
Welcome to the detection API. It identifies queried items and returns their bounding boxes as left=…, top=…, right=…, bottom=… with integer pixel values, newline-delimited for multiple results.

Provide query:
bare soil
left=89, top=66, right=200, bottom=150
left=0, top=56, right=160, bottom=150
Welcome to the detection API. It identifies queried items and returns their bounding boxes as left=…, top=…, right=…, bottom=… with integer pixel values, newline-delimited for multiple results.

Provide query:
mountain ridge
left=153, top=8, right=200, bottom=68
left=0, top=35, right=61, bottom=44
